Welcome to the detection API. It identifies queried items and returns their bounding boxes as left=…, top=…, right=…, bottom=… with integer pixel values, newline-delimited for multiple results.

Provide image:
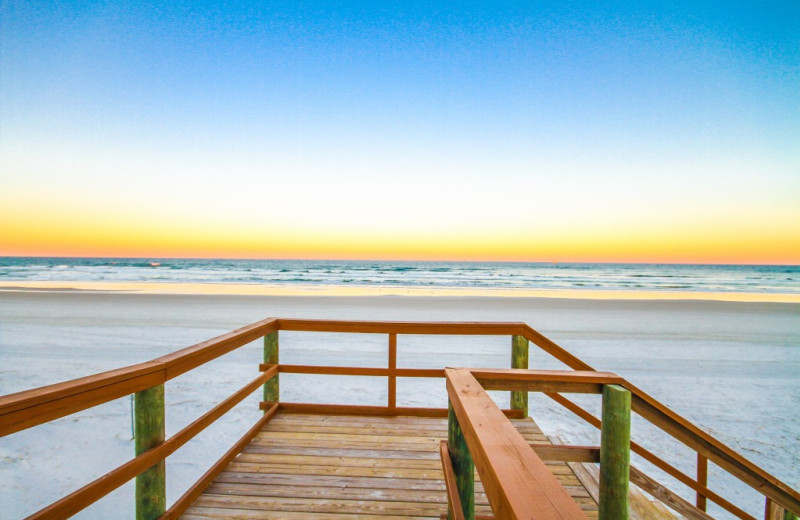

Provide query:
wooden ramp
left=180, top=413, right=599, bottom=519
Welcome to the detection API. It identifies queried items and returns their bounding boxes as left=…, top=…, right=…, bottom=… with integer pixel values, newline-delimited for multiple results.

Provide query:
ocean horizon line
left=1, top=255, right=799, bottom=268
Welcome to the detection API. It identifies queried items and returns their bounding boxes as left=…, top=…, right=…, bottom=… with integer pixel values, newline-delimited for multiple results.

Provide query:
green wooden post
left=263, top=331, right=279, bottom=404
left=599, top=384, right=631, bottom=520
left=134, top=384, right=165, bottom=520
left=511, top=335, right=529, bottom=416
left=448, top=401, right=474, bottom=520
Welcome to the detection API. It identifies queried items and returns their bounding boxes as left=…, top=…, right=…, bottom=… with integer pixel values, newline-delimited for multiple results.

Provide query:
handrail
left=479, top=368, right=800, bottom=517
left=275, top=318, right=528, bottom=335
left=3, top=318, right=799, bottom=520
left=0, top=317, right=279, bottom=436
left=24, top=366, right=277, bottom=519
left=445, top=368, right=589, bottom=519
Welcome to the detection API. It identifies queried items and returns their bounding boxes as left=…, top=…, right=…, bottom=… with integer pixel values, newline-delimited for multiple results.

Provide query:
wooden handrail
left=440, top=441, right=467, bottom=520
left=0, top=364, right=166, bottom=437
left=0, top=317, right=279, bottom=437
left=546, top=392, right=754, bottom=519
left=273, top=364, right=444, bottom=378
left=276, top=318, right=528, bottom=335
left=446, top=368, right=589, bottom=520
left=518, top=320, right=800, bottom=517
left=3, top=318, right=799, bottom=519
left=25, top=366, right=277, bottom=519
left=626, top=383, right=800, bottom=515
left=470, top=368, right=624, bottom=394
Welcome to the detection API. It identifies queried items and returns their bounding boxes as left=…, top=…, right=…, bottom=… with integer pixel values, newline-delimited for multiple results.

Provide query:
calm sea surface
left=0, top=257, right=798, bottom=294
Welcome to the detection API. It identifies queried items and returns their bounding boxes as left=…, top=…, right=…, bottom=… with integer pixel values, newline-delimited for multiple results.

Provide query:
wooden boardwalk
left=181, top=413, right=599, bottom=519
left=10, top=319, right=797, bottom=519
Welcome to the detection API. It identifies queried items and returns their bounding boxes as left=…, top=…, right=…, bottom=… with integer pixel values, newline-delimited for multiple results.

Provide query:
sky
left=1, top=1, right=798, bottom=263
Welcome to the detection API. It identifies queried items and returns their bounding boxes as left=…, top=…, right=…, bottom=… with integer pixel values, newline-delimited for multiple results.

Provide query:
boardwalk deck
left=181, top=413, right=599, bottom=519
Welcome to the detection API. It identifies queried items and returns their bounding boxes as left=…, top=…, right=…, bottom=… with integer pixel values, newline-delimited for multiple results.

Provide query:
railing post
left=600, top=384, right=631, bottom=520
left=263, top=331, right=279, bottom=405
left=134, top=384, right=166, bottom=520
left=697, top=453, right=708, bottom=511
left=511, top=335, right=529, bottom=416
left=448, top=400, right=474, bottom=520
left=767, top=495, right=800, bottom=520
left=388, top=333, right=397, bottom=409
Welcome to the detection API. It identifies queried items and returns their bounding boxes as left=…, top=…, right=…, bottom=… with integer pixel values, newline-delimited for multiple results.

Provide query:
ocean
left=1, top=257, right=798, bottom=295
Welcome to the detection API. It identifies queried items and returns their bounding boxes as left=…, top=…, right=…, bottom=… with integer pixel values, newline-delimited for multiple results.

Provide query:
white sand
left=1, top=289, right=798, bottom=519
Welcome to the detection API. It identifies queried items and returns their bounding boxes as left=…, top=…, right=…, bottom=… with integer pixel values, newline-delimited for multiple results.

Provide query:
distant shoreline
left=2, top=280, right=799, bottom=303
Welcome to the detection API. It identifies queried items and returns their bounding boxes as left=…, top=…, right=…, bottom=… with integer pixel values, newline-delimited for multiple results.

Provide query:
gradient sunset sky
left=1, top=1, right=798, bottom=263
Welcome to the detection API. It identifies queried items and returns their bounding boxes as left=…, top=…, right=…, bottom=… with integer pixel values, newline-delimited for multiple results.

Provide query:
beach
left=1, top=287, right=799, bottom=519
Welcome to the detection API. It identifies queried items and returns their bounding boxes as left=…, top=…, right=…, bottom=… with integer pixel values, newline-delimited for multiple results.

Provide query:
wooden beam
left=0, top=318, right=279, bottom=437
left=275, top=402, right=449, bottom=417
left=135, top=384, right=165, bottom=520
left=439, top=441, right=466, bottom=520
left=629, top=465, right=715, bottom=520
left=697, top=454, right=708, bottom=511
left=0, top=361, right=163, bottom=415
left=388, top=333, right=397, bottom=409
left=274, top=364, right=444, bottom=378
left=272, top=402, right=524, bottom=419
left=599, top=384, right=631, bottom=520
left=510, top=336, right=529, bottom=416
left=470, top=368, right=624, bottom=394
left=276, top=318, right=527, bottom=336
left=157, top=317, right=279, bottom=380
left=630, top=391, right=800, bottom=515
left=445, top=368, right=588, bottom=520
left=521, top=324, right=594, bottom=371
left=24, top=369, right=275, bottom=520
left=530, top=444, right=600, bottom=463
left=0, top=367, right=165, bottom=437
left=263, top=331, right=279, bottom=404
left=448, top=401, right=474, bottom=520
left=547, top=391, right=757, bottom=520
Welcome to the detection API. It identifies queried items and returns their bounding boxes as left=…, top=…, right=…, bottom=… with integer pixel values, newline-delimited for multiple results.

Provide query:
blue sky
left=1, top=1, right=798, bottom=261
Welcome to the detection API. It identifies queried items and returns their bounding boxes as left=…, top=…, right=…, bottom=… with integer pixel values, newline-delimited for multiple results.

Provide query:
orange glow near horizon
left=2, top=182, right=798, bottom=265
left=2, top=206, right=798, bottom=265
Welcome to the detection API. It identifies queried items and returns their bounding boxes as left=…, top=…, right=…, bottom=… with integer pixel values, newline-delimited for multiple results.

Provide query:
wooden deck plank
left=180, top=413, right=598, bottom=519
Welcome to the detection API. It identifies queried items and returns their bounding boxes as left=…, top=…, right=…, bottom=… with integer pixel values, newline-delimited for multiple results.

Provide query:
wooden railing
left=1, top=318, right=798, bottom=520
left=444, top=368, right=628, bottom=520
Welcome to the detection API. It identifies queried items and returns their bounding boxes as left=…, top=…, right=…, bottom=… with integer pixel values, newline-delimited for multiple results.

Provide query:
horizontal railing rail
left=0, top=318, right=279, bottom=436
left=2, top=318, right=798, bottom=520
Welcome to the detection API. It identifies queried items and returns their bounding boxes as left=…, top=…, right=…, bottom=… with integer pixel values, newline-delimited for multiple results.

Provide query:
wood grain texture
left=161, top=404, right=279, bottom=520
left=0, top=317, right=278, bottom=437
left=388, top=333, right=397, bottom=409
left=471, top=368, right=624, bottom=394
left=135, top=384, right=166, bottom=520
left=448, top=401, right=474, bottom=520
left=24, top=370, right=274, bottom=520
left=628, top=386, right=800, bottom=515
left=275, top=319, right=527, bottom=335
left=445, top=368, right=589, bottom=520
left=547, top=391, right=757, bottom=519
left=510, top=335, right=529, bottom=416
left=599, top=384, right=631, bottom=520
left=440, top=441, right=467, bottom=520
left=180, top=412, right=599, bottom=519
left=262, top=332, right=278, bottom=403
